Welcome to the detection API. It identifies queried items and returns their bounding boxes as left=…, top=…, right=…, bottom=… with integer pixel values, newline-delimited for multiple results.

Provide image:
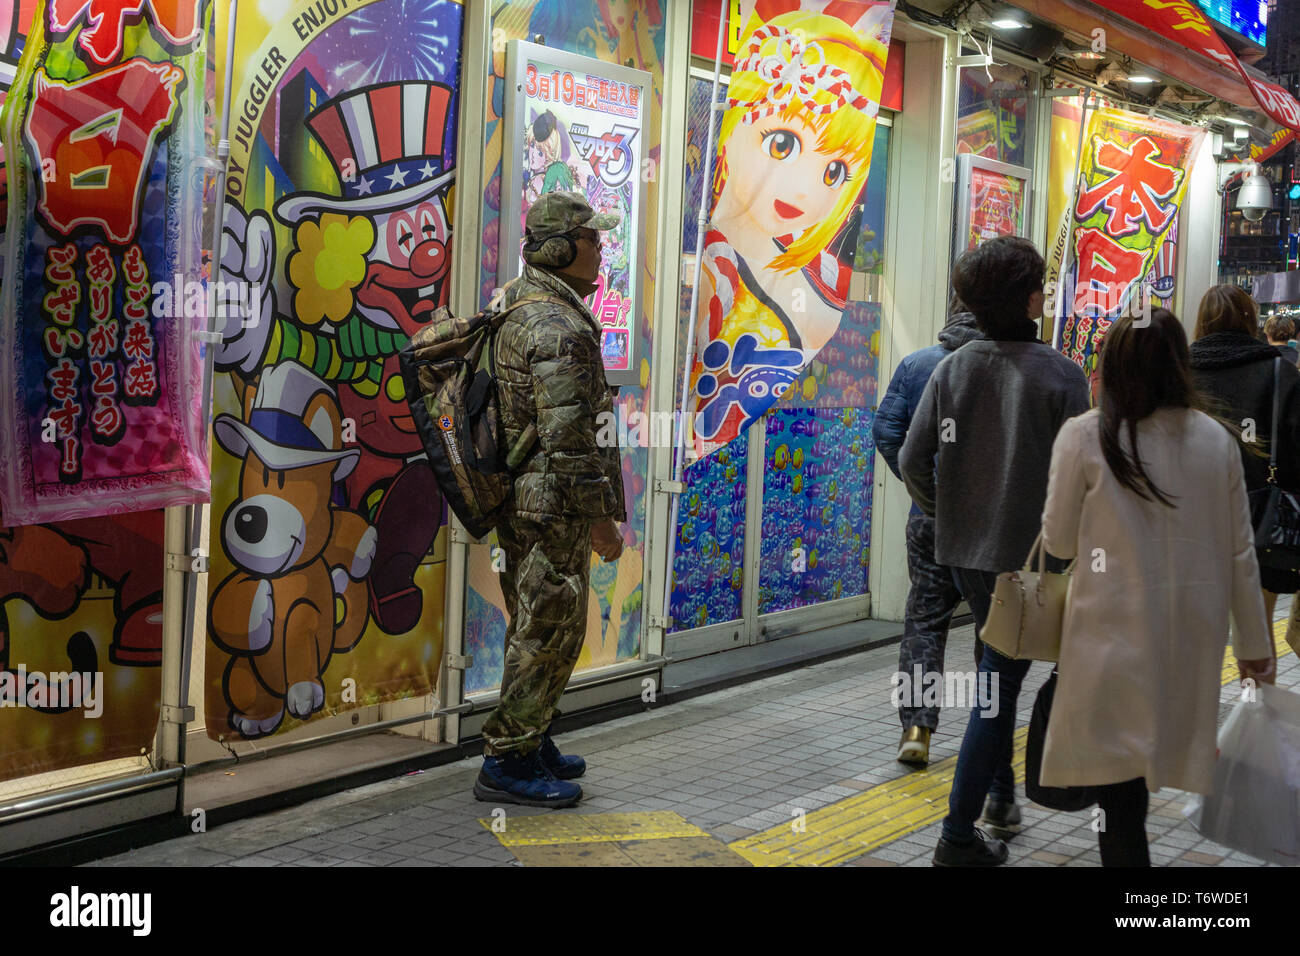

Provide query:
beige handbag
left=979, top=531, right=1074, bottom=663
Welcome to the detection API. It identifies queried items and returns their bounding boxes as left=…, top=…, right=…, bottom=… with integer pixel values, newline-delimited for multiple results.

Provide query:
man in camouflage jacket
left=474, top=191, right=627, bottom=809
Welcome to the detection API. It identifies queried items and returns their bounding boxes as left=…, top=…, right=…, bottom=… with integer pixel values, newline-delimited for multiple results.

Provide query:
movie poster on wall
left=204, top=0, right=463, bottom=741
left=684, top=0, right=896, bottom=461
left=1056, top=107, right=1203, bottom=375
left=499, top=40, right=648, bottom=386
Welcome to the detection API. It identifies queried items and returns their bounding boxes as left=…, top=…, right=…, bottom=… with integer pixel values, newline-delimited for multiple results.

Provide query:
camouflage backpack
left=399, top=288, right=560, bottom=539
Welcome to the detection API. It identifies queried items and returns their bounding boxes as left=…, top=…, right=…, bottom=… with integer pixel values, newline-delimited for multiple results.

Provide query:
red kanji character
left=122, top=245, right=148, bottom=285
left=1071, top=228, right=1150, bottom=316
left=44, top=243, right=77, bottom=283
left=87, top=321, right=120, bottom=357
left=48, top=0, right=201, bottom=66
left=24, top=60, right=184, bottom=243
left=124, top=359, right=157, bottom=399
left=43, top=282, right=81, bottom=324
left=1075, top=136, right=1181, bottom=237
left=85, top=244, right=115, bottom=284
left=123, top=283, right=150, bottom=321
left=122, top=321, right=153, bottom=361
left=91, top=397, right=124, bottom=440
left=43, top=326, right=86, bottom=357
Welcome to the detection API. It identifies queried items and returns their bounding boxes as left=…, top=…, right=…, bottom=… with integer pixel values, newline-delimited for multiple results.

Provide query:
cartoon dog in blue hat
left=210, top=362, right=376, bottom=738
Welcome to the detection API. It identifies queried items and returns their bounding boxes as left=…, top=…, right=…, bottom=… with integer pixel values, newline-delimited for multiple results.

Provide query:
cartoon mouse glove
left=216, top=199, right=277, bottom=375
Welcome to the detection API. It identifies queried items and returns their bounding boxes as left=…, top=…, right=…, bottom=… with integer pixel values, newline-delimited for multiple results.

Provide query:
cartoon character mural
left=686, top=4, right=894, bottom=461
left=0, top=0, right=201, bottom=777
left=211, top=363, right=376, bottom=736
left=208, top=0, right=464, bottom=740
left=216, top=80, right=455, bottom=638
left=0, top=506, right=165, bottom=781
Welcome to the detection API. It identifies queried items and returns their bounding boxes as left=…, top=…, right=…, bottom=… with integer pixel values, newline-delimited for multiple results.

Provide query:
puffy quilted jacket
left=494, top=264, right=626, bottom=524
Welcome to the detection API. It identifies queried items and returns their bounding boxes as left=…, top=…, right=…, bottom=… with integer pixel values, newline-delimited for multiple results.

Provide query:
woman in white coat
left=1040, top=309, right=1277, bottom=866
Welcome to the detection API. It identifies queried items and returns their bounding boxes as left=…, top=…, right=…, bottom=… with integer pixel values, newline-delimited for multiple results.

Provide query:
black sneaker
left=933, top=829, right=1009, bottom=867
left=983, top=796, right=1022, bottom=830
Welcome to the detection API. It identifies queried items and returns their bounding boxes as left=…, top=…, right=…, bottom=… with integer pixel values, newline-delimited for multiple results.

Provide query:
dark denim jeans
left=941, top=567, right=1032, bottom=843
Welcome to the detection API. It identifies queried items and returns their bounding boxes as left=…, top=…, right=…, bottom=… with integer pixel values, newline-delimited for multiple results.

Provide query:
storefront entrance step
left=183, top=734, right=457, bottom=825
left=662, top=615, right=972, bottom=703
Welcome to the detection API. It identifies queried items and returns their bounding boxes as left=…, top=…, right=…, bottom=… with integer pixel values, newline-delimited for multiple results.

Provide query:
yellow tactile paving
left=730, top=728, right=1030, bottom=867
left=1219, top=617, right=1293, bottom=684
left=487, top=620, right=1297, bottom=866
left=736, top=620, right=1297, bottom=867
left=480, top=810, right=707, bottom=846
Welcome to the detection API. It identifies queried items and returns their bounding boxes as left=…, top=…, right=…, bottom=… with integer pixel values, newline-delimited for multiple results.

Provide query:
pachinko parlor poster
left=500, top=39, right=649, bottom=385
left=685, top=0, right=896, bottom=461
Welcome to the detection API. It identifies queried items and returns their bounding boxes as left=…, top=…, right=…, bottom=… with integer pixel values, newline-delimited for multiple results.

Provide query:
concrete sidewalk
left=90, top=613, right=1296, bottom=868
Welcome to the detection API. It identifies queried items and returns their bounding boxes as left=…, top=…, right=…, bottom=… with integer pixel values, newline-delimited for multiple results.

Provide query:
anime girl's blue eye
left=823, top=160, right=849, bottom=188
left=761, top=130, right=801, bottom=161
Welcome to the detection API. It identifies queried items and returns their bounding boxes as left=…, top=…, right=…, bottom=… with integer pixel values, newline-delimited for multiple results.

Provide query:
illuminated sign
left=1196, top=0, right=1268, bottom=47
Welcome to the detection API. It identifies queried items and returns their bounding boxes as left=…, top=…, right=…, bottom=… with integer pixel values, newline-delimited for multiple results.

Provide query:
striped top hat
left=277, top=81, right=457, bottom=223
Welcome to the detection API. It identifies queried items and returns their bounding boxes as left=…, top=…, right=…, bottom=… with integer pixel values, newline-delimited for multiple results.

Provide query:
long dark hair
left=1097, top=309, right=1198, bottom=507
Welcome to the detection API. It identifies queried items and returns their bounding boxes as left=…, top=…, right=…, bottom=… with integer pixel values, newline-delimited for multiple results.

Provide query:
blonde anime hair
left=714, top=11, right=886, bottom=273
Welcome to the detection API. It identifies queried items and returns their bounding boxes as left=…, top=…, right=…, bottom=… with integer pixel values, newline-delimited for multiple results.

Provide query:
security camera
left=1238, top=172, right=1273, bottom=222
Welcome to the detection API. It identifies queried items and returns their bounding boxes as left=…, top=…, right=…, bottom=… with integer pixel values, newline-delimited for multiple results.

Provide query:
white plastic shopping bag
left=1185, top=682, right=1300, bottom=865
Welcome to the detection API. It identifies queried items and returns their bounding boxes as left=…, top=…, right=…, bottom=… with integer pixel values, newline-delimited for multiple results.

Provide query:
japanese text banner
left=1058, top=107, right=1203, bottom=373
left=0, top=0, right=211, bottom=526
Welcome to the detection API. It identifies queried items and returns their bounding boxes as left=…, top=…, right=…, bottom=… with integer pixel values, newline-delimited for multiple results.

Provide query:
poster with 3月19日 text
left=501, top=39, right=648, bottom=386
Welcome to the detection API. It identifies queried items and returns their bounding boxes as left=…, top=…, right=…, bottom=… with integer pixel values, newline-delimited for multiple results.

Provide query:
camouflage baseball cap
left=524, top=190, right=619, bottom=242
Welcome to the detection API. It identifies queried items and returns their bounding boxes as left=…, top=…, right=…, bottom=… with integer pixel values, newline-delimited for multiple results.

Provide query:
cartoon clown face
left=354, top=196, right=452, bottom=335
left=274, top=80, right=458, bottom=339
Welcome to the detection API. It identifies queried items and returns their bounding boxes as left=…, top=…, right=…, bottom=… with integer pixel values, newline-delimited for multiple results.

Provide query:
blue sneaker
left=473, top=749, right=582, bottom=808
left=538, top=733, right=586, bottom=780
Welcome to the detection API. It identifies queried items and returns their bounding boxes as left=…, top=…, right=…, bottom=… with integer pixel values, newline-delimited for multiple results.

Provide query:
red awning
left=1006, top=0, right=1300, bottom=132
left=1088, top=0, right=1299, bottom=131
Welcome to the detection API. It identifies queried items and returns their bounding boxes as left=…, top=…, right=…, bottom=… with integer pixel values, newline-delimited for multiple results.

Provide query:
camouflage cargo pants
left=898, top=512, right=969, bottom=730
left=482, top=515, right=593, bottom=756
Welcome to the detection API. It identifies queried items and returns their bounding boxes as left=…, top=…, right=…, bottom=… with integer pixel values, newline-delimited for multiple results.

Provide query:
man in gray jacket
left=900, top=237, right=1088, bottom=866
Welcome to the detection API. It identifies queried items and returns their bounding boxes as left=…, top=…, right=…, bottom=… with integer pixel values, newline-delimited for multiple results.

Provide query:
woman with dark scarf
left=1189, top=284, right=1300, bottom=625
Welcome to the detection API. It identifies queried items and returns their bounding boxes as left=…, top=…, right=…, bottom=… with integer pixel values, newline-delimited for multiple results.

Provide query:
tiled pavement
left=90, top=608, right=1297, bottom=868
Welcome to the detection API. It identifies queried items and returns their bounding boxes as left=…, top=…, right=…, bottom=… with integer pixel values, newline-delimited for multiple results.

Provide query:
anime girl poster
left=686, top=0, right=896, bottom=461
